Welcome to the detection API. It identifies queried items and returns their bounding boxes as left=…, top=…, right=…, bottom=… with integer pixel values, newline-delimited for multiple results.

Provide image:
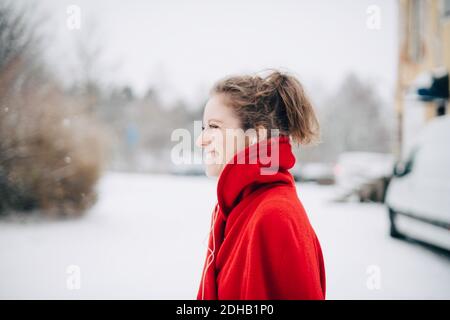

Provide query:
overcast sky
left=28, top=0, right=398, bottom=106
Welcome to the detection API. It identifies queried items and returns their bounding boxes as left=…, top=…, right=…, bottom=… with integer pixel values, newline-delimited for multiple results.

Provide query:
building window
left=408, top=0, right=425, bottom=63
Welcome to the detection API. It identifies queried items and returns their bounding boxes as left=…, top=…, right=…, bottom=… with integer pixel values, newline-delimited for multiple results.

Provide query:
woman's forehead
left=203, top=95, right=235, bottom=123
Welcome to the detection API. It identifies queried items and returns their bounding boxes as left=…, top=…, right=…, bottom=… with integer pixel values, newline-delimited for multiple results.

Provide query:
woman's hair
left=211, top=70, right=320, bottom=145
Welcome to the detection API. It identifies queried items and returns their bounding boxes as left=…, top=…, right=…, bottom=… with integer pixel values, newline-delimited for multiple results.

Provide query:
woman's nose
left=195, top=131, right=209, bottom=149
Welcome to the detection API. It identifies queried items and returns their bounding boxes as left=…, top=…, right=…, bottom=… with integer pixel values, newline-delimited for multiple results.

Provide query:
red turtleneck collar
left=216, top=134, right=296, bottom=218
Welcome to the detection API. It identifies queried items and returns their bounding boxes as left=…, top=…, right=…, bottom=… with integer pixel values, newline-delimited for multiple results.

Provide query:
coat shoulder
left=256, top=185, right=303, bottom=215
left=249, top=185, right=312, bottom=234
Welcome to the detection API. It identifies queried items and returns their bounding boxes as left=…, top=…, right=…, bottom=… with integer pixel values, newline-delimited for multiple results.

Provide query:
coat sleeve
left=240, top=205, right=325, bottom=300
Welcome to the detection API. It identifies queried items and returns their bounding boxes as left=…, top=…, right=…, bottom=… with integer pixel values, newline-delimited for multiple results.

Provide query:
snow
left=0, top=172, right=449, bottom=299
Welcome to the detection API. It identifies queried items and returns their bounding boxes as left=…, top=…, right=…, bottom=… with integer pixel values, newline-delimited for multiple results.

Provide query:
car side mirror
left=393, top=160, right=412, bottom=177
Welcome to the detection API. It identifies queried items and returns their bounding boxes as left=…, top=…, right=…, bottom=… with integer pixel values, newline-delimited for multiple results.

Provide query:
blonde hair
left=211, top=69, right=320, bottom=145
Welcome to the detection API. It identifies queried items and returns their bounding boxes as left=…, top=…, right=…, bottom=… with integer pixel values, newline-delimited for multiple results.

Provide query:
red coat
left=197, top=135, right=326, bottom=300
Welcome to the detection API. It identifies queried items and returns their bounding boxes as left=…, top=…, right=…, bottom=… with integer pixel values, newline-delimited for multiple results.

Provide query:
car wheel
left=388, top=207, right=405, bottom=239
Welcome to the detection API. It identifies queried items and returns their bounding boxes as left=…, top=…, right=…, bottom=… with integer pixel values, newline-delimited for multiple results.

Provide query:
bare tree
left=0, top=2, right=106, bottom=216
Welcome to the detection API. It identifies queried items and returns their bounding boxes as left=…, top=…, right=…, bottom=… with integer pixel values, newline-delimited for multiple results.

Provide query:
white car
left=291, top=162, right=335, bottom=185
left=334, top=152, right=395, bottom=202
left=386, top=115, right=450, bottom=252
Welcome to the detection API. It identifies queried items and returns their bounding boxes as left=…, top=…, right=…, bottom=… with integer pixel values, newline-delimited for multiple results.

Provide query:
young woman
left=195, top=70, right=326, bottom=300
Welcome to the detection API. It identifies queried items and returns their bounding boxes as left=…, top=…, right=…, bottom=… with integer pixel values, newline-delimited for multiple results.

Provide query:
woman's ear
left=245, top=132, right=257, bottom=147
left=255, top=125, right=268, bottom=142
left=246, top=126, right=267, bottom=146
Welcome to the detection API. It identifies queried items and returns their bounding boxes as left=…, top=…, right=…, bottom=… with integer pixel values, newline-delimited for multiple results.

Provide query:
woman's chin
left=205, top=164, right=222, bottom=177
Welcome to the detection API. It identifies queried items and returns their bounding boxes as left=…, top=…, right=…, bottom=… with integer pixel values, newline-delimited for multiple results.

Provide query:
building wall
left=395, top=0, right=450, bottom=157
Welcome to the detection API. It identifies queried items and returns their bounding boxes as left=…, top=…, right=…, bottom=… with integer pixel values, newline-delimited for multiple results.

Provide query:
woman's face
left=196, top=94, right=248, bottom=177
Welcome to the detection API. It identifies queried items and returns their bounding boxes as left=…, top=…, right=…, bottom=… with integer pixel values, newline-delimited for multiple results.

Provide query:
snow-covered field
left=0, top=172, right=449, bottom=299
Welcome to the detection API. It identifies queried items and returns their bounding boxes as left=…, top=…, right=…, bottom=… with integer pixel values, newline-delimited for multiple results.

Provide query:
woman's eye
left=201, top=123, right=219, bottom=131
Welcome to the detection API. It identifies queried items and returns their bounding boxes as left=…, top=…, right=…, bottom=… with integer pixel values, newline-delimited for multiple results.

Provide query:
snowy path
left=0, top=172, right=448, bottom=299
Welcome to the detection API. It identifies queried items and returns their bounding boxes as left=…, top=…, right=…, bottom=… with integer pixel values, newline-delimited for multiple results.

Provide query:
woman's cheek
left=214, top=131, right=227, bottom=164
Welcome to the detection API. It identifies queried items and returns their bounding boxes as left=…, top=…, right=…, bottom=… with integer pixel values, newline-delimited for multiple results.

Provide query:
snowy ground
left=0, top=172, right=449, bottom=299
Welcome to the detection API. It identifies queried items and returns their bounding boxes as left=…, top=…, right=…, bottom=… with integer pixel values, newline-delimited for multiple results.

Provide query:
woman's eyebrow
left=208, top=119, right=223, bottom=124
left=202, top=118, right=223, bottom=126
